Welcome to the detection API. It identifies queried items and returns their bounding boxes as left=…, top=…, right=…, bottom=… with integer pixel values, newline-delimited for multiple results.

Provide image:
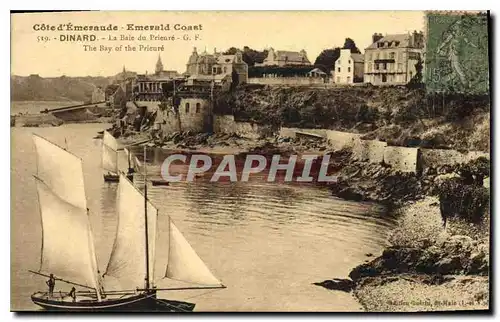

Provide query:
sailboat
left=123, top=147, right=135, bottom=182
left=102, top=131, right=119, bottom=182
left=30, top=136, right=226, bottom=311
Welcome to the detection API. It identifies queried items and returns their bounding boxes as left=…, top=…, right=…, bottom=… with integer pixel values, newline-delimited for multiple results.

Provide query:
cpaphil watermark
left=160, top=153, right=338, bottom=183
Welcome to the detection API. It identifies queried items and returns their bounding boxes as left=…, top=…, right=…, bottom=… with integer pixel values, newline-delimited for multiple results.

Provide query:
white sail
left=102, top=131, right=118, bottom=174
left=105, top=174, right=157, bottom=290
left=135, top=155, right=142, bottom=167
left=33, top=135, right=87, bottom=210
left=103, top=131, right=119, bottom=151
left=124, top=147, right=132, bottom=169
left=165, top=219, right=222, bottom=286
left=35, top=178, right=100, bottom=291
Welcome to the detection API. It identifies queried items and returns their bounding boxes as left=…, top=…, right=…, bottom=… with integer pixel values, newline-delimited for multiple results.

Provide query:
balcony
left=374, top=59, right=395, bottom=64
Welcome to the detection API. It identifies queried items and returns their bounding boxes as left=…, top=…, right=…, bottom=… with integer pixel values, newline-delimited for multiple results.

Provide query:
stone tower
left=155, top=54, right=163, bottom=74
left=186, top=47, right=199, bottom=75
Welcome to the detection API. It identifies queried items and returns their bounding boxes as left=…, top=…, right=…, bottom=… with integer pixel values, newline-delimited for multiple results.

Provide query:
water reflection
left=11, top=125, right=397, bottom=312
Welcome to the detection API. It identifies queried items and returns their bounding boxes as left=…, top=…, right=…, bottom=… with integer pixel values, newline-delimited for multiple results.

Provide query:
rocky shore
left=108, top=122, right=490, bottom=312
left=348, top=196, right=489, bottom=312
left=315, top=159, right=490, bottom=312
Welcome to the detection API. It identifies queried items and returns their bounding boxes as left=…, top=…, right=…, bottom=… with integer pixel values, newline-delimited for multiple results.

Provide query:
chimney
left=372, top=33, right=383, bottom=44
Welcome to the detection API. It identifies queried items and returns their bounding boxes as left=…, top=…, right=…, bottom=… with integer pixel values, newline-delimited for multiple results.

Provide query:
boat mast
left=143, top=145, right=150, bottom=290
left=127, top=149, right=132, bottom=170
left=115, top=146, right=119, bottom=174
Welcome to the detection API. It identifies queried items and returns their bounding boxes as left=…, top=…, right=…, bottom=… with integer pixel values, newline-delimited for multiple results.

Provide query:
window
left=223, top=67, right=227, bottom=73
left=389, top=52, right=395, bottom=59
left=337, top=67, right=341, bottom=72
left=196, top=103, right=201, bottom=113
left=382, top=63, right=387, bottom=70
left=185, top=102, right=190, bottom=113
left=348, top=60, right=351, bottom=64
left=374, top=64, right=379, bottom=70
left=348, top=67, right=351, bottom=73
left=347, top=76, right=351, bottom=83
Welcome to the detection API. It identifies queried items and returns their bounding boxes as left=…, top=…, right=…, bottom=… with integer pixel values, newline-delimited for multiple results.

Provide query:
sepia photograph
left=10, top=10, right=490, bottom=313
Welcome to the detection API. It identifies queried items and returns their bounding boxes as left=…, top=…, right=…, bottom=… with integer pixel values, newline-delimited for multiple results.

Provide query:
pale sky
left=11, top=11, right=425, bottom=77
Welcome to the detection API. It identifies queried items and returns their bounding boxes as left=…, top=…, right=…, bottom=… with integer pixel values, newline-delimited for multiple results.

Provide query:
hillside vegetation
left=215, top=85, right=490, bottom=152
left=10, top=73, right=133, bottom=102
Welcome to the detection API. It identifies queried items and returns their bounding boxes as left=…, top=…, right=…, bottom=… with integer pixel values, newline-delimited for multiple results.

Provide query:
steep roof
left=308, top=68, right=326, bottom=75
left=188, top=74, right=231, bottom=81
left=187, top=53, right=199, bottom=64
left=216, top=54, right=236, bottom=64
left=350, top=53, right=364, bottom=62
left=274, top=50, right=310, bottom=63
left=366, top=34, right=411, bottom=49
left=196, top=53, right=217, bottom=64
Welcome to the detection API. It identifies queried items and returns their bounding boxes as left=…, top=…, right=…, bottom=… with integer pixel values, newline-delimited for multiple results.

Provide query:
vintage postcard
left=10, top=10, right=490, bottom=312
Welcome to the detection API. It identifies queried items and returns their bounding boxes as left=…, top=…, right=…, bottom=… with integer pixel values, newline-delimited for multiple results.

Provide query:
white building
left=363, top=32, right=424, bottom=85
left=332, top=49, right=365, bottom=84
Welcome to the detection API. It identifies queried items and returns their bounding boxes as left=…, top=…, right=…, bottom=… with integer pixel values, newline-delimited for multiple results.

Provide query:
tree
left=314, top=48, right=341, bottom=74
left=242, top=46, right=268, bottom=67
left=223, top=47, right=238, bottom=55
left=230, top=69, right=240, bottom=91
left=407, top=56, right=424, bottom=88
left=313, top=38, right=362, bottom=74
left=223, top=46, right=268, bottom=66
left=343, top=38, right=361, bottom=54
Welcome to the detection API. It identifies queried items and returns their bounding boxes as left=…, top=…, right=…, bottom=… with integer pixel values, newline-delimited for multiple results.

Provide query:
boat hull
left=104, top=173, right=134, bottom=183
left=31, top=291, right=195, bottom=312
left=151, top=180, right=169, bottom=186
left=103, top=174, right=119, bottom=182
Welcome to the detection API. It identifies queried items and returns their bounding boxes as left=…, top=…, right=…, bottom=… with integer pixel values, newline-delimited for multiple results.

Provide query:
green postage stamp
left=425, top=12, right=489, bottom=94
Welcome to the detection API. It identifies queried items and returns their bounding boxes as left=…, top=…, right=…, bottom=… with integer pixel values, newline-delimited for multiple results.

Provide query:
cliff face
left=215, top=85, right=490, bottom=152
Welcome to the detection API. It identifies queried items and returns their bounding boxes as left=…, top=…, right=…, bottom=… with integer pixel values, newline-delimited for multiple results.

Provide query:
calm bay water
left=11, top=123, right=396, bottom=312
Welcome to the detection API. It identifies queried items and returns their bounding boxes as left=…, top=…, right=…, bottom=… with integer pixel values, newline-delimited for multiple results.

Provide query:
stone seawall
left=214, top=115, right=277, bottom=139
left=279, top=127, right=489, bottom=173
left=248, top=77, right=326, bottom=86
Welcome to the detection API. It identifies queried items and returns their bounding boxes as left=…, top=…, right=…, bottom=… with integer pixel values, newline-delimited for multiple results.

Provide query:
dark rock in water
left=435, top=256, right=463, bottom=274
left=336, top=187, right=365, bottom=202
left=349, top=237, right=489, bottom=282
left=365, top=253, right=373, bottom=257
left=313, top=278, right=355, bottom=292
